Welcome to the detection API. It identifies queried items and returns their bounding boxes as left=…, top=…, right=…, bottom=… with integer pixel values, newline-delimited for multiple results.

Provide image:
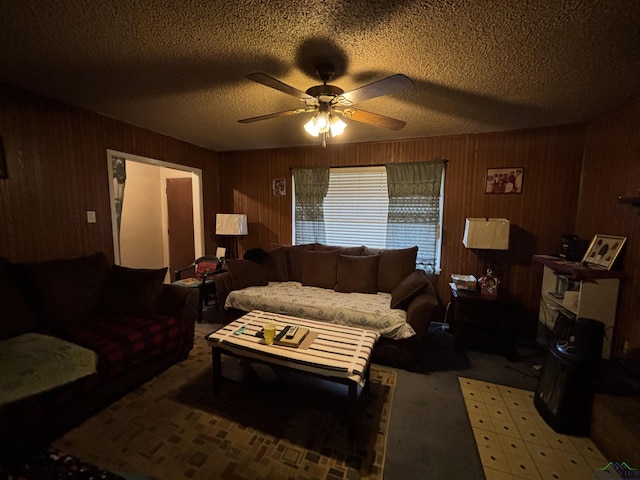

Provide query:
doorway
left=106, top=150, right=204, bottom=280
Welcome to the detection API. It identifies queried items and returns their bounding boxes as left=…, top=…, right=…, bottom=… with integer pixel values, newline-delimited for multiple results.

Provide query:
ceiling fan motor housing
left=305, top=84, right=345, bottom=104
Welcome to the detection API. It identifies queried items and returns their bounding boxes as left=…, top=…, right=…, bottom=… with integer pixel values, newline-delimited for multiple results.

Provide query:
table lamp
left=463, top=218, right=510, bottom=294
left=215, top=213, right=248, bottom=259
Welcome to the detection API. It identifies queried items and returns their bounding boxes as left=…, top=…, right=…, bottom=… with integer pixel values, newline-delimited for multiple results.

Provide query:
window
left=293, top=162, right=445, bottom=273
left=323, top=166, right=389, bottom=248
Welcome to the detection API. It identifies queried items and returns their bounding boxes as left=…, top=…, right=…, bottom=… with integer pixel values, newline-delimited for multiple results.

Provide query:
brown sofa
left=0, top=252, right=197, bottom=465
left=213, top=244, right=444, bottom=369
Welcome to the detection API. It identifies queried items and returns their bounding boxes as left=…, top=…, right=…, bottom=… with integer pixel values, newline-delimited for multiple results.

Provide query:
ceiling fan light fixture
left=315, top=111, right=330, bottom=131
left=329, top=116, right=347, bottom=137
left=303, top=117, right=320, bottom=136
left=304, top=110, right=333, bottom=137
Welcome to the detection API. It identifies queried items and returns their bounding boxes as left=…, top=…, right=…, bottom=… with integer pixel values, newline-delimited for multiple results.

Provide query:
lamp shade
left=463, top=218, right=510, bottom=250
left=215, top=214, right=248, bottom=235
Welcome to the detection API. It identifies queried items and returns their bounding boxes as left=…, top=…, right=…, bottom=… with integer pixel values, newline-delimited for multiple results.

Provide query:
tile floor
left=458, top=377, right=624, bottom=480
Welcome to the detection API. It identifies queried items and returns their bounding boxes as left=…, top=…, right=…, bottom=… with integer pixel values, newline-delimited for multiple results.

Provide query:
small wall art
left=273, top=178, right=286, bottom=196
left=485, top=167, right=524, bottom=194
left=582, top=234, right=626, bottom=270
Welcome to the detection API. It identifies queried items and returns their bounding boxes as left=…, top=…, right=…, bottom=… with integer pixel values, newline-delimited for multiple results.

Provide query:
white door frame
left=106, top=149, right=205, bottom=266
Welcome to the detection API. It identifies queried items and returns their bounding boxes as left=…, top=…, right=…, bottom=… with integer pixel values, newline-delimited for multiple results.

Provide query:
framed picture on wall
left=485, top=167, right=524, bottom=194
left=273, top=178, right=286, bottom=196
left=582, top=234, right=626, bottom=270
left=0, top=136, right=7, bottom=179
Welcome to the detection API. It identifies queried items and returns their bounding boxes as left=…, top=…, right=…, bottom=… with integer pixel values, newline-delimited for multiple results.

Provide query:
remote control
left=286, top=325, right=298, bottom=339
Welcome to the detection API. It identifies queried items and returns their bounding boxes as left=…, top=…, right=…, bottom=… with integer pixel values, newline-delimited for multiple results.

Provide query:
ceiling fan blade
left=340, top=74, right=413, bottom=104
left=238, top=108, right=312, bottom=124
left=338, top=108, right=407, bottom=130
left=246, top=73, right=314, bottom=100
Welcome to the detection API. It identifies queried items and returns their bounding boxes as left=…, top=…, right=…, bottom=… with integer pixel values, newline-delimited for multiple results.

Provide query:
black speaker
left=573, top=318, right=605, bottom=361
left=534, top=318, right=604, bottom=435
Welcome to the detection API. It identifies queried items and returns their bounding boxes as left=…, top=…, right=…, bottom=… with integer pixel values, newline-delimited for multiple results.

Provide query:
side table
left=448, top=284, right=522, bottom=360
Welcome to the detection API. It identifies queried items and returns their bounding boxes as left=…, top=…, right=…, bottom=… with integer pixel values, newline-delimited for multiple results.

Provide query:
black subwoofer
left=534, top=318, right=604, bottom=435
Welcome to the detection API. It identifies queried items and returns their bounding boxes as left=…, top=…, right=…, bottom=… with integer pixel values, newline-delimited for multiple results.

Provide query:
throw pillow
left=335, top=254, right=380, bottom=293
left=301, top=250, right=339, bottom=289
left=263, top=246, right=288, bottom=282
left=390, top=270, right=430, bottom=310
left=24, top=252, right=111, bottom=323
left=285, top=243, right=316, bottom=282
left=377, top=246, right=419, bottom=293
left=227, top=259, right=269, bottom=290
left=314, top=244, right=365, bottom=256
left=98, top=265, right=168, bottom=316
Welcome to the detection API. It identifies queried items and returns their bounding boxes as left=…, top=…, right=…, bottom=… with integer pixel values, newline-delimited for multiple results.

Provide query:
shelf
left=535, top=257, right=623, bottom=359
left=532, top=255, right=626, bottom=280
left=542, top=291, right=578, bottom=316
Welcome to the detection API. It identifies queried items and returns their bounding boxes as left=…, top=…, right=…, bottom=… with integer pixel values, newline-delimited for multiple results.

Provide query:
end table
left=448, top=284, right=522, bottom=360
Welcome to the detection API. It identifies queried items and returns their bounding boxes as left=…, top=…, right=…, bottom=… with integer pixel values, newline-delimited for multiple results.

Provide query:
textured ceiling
left=1, top=0, right=639, bottom=152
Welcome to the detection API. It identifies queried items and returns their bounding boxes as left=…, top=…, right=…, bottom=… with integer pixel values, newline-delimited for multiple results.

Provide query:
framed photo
left=485, top=167, right=524, bottom=194
left=273, top=178, right=286, bottom=196
left=582, top=234, right=626, bottom=270
left=0, top=136, right=7, bottom=179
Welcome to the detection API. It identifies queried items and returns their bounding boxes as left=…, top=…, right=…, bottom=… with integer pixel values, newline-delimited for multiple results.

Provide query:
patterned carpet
left=458, top=377, right=619, bottom=480
left=53, top=334, right=396, bottom=479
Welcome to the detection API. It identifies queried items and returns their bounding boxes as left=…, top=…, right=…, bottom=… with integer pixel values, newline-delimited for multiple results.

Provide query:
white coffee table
left=206, top=310, right=380, bottom=434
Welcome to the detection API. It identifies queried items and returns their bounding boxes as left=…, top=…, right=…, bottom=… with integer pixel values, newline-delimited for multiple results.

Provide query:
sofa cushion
left=227, top=259, right=269, bottom=290
left=335, top=254, right=380, bottom=294
left=377, top=246, right=419, bottom=293
left=97, top=265, right=167, bottom=316
left=0, top=265, right=37, bottom=340
left=63, top=314, right=181, bottom=376
left=19, top=252, right=111, bottom=325
left=285, top=243, right=316, bottom=282
left=263, top=247, right=288, bottom=282
left=301, top=250, right=339, bottom=289
left=390, top=270, right=430, bottom=310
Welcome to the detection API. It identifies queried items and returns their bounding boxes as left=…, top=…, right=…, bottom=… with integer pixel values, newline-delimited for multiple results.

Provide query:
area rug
left=52, top=335, right=396, bottom=480
left=458, top=377, right=618, bottom=480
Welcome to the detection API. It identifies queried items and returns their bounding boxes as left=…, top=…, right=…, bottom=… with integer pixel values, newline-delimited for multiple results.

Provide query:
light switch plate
left=86, top=211, right=96, bottom=223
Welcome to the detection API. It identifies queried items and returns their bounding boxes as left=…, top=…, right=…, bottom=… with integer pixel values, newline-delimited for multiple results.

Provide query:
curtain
left=292, top=167, right=330, bottom=244
left=111, top=155, right=126, bottom=253
left=386, top=160, right=446, bottom=273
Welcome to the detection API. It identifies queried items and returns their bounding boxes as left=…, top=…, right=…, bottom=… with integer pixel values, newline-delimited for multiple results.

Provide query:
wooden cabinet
left=533, top=255, right=624, bottom=359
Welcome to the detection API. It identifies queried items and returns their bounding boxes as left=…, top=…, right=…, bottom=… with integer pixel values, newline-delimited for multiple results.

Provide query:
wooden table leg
left=363, top=363, right=371, bottom=393
left=211, top=346, right=222, bottom=395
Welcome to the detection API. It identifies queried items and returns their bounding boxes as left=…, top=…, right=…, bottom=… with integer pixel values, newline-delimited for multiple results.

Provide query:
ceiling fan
left=238, top=63, right=413, bottom=146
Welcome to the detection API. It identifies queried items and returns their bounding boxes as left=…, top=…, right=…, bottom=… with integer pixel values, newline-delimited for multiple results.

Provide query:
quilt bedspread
left=225, top=281, right=415, bottom=340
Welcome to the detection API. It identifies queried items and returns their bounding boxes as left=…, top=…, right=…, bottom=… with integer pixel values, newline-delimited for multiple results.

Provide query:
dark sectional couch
left=214, top=243, right=444, bottom=369
left=0, top=252, right=197, bottom=464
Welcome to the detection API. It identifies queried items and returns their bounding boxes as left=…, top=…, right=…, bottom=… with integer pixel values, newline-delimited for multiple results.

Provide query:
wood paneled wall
left=577, top=95, right=640, bottom=358
left=0, top=84, right=221, bottom=263
left=220, top=125, right=586, bottom=336
left=4, top=77, right=637, bottom=358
